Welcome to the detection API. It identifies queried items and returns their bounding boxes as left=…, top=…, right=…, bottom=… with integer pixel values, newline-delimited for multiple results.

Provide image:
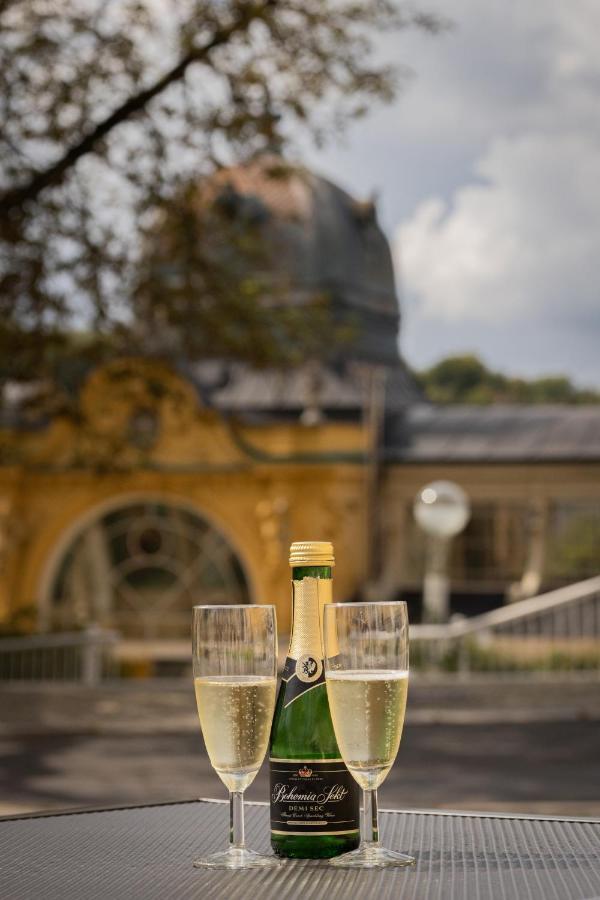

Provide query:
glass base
left=193, top=847, right=281, bottom=869
left=329, top=843, right=416, bottom=869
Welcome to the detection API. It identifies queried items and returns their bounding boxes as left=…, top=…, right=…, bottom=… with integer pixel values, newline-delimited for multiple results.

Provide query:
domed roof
left=199, top=154, right=401, bottom=365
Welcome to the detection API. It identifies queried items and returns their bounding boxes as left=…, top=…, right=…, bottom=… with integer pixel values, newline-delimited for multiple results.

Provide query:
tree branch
left=0, top=1, right=276, bottom=217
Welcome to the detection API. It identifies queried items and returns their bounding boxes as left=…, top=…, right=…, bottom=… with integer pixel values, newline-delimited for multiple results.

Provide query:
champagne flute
left=323, top=601, right=415, bottom=868
left=192, top=604, right=280, bottom=868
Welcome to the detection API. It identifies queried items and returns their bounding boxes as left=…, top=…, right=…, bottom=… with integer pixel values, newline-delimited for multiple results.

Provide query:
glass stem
left=230, top=791, right=245, bottom=851
left=362, top=788, right=379, bottom=846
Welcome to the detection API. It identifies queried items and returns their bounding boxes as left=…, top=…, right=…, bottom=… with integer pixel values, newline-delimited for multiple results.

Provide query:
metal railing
left=2, top=577, right=599, bottom=684
left=410, top=576, right=600, bottom=677
left=0, top=625, right=118, bottom=685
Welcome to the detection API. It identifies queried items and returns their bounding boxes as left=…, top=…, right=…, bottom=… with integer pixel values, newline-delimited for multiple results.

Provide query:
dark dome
left=200, top=155, right=401, bottom=366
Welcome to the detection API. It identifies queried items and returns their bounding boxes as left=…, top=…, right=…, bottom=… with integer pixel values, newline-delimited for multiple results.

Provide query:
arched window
left=50, top=501, right=250, bottom=638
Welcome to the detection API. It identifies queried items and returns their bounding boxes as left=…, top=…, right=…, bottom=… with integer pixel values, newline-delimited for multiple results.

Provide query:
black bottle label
left=270, top=758, right=359, bottom=835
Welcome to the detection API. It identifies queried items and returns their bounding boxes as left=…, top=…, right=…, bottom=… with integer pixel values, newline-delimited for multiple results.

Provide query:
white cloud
left=390, top=0, right=600, bottom=150
left=397, top=132, right=600, bottom=325
left=388, top=0, right=600, bottom=383
left=308, top=0, right=600, bottom=382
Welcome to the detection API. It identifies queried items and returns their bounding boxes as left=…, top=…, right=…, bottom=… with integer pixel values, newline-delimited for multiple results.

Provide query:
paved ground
left=3, top=678, right=599, bottom=735
left=1, top=721, right=599, bottom=819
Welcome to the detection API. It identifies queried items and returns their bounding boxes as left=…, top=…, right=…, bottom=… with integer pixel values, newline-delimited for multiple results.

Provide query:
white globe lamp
left=413, top=481, right=471, bottom=623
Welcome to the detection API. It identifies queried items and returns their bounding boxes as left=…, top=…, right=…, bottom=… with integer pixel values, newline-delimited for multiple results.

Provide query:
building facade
left=1, top=157, right=599, bottom=646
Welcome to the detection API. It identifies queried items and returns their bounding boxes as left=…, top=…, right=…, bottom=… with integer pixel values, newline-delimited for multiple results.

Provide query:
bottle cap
left=289, top=541, right=335, bottom=568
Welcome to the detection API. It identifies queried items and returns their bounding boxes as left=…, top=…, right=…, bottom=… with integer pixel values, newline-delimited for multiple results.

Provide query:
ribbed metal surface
left=1, top=800, right=598, bottom=900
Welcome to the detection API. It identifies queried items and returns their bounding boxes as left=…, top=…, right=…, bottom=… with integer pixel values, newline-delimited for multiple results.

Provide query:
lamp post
left=413, top=481, right=471, bottom=623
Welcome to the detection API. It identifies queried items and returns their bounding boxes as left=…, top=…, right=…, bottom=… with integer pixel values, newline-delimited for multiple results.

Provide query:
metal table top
left=1, top=799, right=599, bottom=900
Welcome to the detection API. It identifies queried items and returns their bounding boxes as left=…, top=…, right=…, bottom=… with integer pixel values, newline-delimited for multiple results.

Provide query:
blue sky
left=305, top=0, right=600, bottom=387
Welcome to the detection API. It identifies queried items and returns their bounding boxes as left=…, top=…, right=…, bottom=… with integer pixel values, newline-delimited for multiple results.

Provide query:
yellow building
left=1, top=156, right=599, bottom=650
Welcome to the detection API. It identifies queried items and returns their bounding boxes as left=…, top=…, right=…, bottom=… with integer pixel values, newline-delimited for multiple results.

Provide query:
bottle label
left=280, top=655, right=326, bottom=706
left=270, top=758, right=359, bottom=835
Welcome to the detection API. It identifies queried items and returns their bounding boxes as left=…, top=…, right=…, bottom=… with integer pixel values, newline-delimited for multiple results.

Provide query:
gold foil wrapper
left=288, top=576, right=333, bottom=661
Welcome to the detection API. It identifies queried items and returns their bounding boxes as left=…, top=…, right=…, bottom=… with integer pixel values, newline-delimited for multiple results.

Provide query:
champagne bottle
left=269, top=541, right=360, bottom=858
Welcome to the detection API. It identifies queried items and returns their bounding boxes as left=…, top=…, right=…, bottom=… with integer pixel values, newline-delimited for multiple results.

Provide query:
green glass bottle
left=269, top=541, right=360, bottom=858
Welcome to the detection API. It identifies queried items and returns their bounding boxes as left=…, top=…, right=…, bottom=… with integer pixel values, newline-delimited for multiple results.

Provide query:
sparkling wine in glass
left=323, top=601, right=415, bottom=868
left=192, top=604, right=280, bottom=869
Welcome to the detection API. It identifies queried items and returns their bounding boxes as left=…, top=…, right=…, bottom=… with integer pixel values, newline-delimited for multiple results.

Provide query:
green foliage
left=411, top=638, right=600, bottom=673
left=0, top=0, right=443, bottom=393
left=414, top=354, right=600, bottom=405
left=546, top=514, right=600, bottom=579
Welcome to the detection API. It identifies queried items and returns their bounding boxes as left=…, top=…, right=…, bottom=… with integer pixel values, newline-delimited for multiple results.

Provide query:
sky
left=305, top=0, right=600, bottom=387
